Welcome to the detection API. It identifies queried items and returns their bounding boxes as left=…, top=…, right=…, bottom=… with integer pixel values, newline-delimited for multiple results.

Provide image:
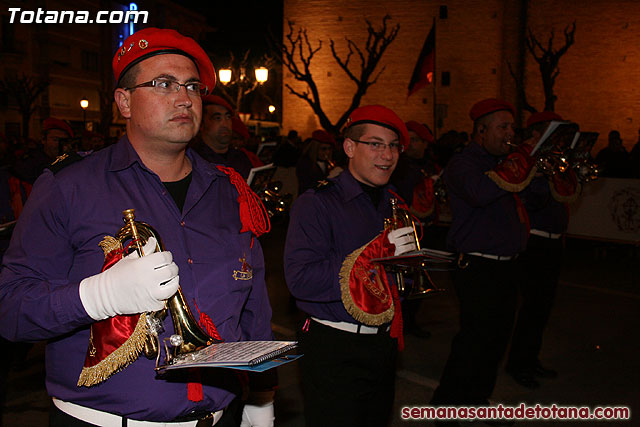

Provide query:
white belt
left=530, top=229, right=562, bottom=239
left=311, top=317, right=390, bottom=334
left=52, top=398, right=223, bottom=427
left=467, top=252, right=517, bottom=261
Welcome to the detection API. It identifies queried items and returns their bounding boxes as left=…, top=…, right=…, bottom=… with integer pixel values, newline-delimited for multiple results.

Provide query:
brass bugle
left=118, top=209, right=215, bottom=365
left=384, top=199, right=445, bottom=299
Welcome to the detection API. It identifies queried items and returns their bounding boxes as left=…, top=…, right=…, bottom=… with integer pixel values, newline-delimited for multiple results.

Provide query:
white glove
left=123, top=237, right=158, bottom=259
left=388, top=226, right=418, bottom=256
left=240, top=402, right=275, bottom=427
left=79, top=237, right=179, bottom=320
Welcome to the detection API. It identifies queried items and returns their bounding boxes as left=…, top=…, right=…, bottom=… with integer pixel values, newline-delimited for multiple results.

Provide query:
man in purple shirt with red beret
left=285, top=105, right=417, bottom=427
left=0, top=28, right=274, bottom=427
left=505, top=111, right=573, bottom=389
left=191, top=95, right=254, bottom=180
left=431, top=99, right=538, bottom=420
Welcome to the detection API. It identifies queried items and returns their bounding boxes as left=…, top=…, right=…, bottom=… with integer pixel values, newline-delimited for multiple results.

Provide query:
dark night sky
left=178, top=0, right=283, bottom=60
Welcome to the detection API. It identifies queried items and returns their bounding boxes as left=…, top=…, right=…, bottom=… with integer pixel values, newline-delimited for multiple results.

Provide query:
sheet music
left=158, top=341, right=298, bottom=371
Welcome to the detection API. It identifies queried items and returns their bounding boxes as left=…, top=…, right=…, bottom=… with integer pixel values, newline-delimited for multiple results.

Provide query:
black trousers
left=299, top=320, right=397, bottom=427
left=507, top=235, right=563, bottom=371
left=431, top=256, right=519, bottom=405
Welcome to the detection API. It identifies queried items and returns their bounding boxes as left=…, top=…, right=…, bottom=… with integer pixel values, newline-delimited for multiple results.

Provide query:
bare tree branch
left=507, top=61, right=536, bottom=113
left=520, top=22, right=576, bottom=112
left=271, top=15, right=399, bottom=134
left=0, top=74, right=49, bottom=138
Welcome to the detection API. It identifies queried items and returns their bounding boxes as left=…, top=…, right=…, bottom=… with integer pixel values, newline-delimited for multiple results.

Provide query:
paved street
left=1, top=221, right=638, bottom=426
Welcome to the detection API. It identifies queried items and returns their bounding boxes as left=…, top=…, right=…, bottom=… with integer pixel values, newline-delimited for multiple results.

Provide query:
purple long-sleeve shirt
left=444, top=141, right=529, bottom=256
left=520, top=177, right=569, bottom=234
left=0, top=136, right=273, bottom=421
left=284, top=169, right=396, bottom=323
left=192, top=139, right=253, bottom=180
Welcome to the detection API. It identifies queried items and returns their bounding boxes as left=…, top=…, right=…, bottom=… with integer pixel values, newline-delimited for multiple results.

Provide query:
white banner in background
left=568, top=177, right=640, bottom=243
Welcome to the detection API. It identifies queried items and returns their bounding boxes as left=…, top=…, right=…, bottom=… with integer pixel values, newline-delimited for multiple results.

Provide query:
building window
left=82, top=51, right=99, bottom=72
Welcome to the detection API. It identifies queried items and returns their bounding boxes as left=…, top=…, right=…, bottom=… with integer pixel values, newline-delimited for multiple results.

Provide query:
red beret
left=526, top=111, right=563, bottom=128
left=311, top=129, right=336, bottom=147
left=405, top=121, right=434, bottom=143
left=231, top=117, right=249, bottom=140
left=42, top=118, right=73, bottom=138
left=202, top=95, right=235, bottom=115
left=469, top=98, right=515, bottom=121
left=112, top=27, right=216, bottom=94
left=345, top=105, right=409, bottom=151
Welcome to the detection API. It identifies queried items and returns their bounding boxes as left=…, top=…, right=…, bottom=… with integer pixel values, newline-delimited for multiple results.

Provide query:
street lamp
left=268, top=105, right=276, bottom=114
left=255, top=67, right=268, bottom=84
left=219, top=69, right=232, bottom=84
left=217, top=65, right=270, bottom=114
left=80, top=98, right=89, bottom=130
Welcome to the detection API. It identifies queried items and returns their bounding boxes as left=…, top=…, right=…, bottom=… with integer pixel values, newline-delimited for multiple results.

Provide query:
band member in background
left=506, top=111, right=576, bottom=389
left=390, top=120, right=440, bottom=338
left=285, top=105, right=415, bottom=427
left=12, top=117, right=74, bottom=185
left=295, top=129, right=339, bottom=194
left=231, top=116, right=264, bottom=168
left=431, top=99, right=537, bottom=417
left=192, top=94, right=255, bottom=179
left=0, top=28, right=274, bottom=427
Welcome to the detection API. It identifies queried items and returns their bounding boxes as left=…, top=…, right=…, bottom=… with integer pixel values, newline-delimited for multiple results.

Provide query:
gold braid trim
left=339, top=237, right=394, bottom=326
left=485, top=165, right=537, bottom=193
left=98, top=235, right=122, bottom=256
left=77, top=314, right=148, bottom=387
left=550, top=181, right=581, bottom=203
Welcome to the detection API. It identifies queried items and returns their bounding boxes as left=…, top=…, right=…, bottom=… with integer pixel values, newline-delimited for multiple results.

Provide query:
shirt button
left=187, top=258, right=193, bottom=264
left=180, top=221, right=185, bottom=227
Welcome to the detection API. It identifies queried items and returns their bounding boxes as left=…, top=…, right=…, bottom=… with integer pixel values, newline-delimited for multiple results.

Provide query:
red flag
left=408, top=23, right=435, bottom=97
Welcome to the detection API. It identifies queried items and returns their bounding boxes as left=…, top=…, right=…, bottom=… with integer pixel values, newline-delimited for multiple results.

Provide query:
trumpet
left=432, top=173, right=448, bottom=205
left=572, top=158, right=599, bottom=182
left=256, top=181, right=292, bottom=219
left=506, top=138, right=571, bottom=176
left=536, top=151, right=570, bottom=176
left=118, top=209, right=216, bottom=367
left=383, top=199, right=444, bottom=299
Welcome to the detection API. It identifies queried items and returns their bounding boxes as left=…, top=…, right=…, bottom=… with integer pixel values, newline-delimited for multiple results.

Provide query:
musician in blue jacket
left=192, top=95, right=255, bottom=179
left=285, top=105, right=415, bottom=427
left=431, top=99, right=536, bottom=410
left=0, top=28, right=274, bottom=427
left=506, top=111, right=576, bottom=389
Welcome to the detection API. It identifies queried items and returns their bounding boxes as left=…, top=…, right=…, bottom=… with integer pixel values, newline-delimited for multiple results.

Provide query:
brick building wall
left=283, top=0, right=640, bottom=154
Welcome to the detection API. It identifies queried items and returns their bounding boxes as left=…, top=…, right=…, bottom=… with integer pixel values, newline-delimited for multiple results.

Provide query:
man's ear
left=343, top=138, right=355, bottom=158
left=114, top=88, right=132, bottom=119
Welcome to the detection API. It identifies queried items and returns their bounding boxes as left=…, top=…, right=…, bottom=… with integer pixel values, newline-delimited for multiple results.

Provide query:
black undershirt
left=163, top=172, right=192, bottom=212
left=358, top=180, right=383, bottom=208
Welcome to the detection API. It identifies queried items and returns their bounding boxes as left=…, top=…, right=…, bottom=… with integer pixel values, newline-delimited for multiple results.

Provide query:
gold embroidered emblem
left=139, top=39, right=148, bottom=49
left=233, top=254, right=253, bottom=281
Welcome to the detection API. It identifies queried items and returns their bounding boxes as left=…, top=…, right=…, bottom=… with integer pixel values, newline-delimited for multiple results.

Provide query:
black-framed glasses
left=350, top=138, right=404, bottom=153
left=124, top=78, right=207, bottom=96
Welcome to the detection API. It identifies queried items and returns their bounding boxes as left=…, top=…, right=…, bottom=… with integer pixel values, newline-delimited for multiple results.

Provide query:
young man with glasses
left=0, top=28, right=274, bottom=427
left=284, top=105, right=415, bottom=427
